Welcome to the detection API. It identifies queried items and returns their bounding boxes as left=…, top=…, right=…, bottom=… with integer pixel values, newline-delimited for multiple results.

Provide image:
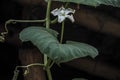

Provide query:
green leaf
left=50, top=0, right=120, bottom=7
left=19, top=26, right=98, bottom=63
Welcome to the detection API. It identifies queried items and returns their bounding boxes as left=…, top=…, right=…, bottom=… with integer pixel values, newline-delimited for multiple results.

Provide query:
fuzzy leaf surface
left=50, top=0, right=120, bottom=7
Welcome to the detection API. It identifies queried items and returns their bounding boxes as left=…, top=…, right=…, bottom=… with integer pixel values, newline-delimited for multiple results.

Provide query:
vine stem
left=46, top=0, right=52, bottom=29
left=7, top=19, right=46, bottom=23
left=12, top=63, right=45, bottom=80
left=46, top=68, right=52, bottom=80
left=51, top=18, right=58, bottom=24
left=60, top=21, right=65, bottom=43
left=15, top=63, right=45, bottom=70
left=45, top=0, right=53, bottom=80
left=1, top=19, right=46, bottom=39
left=12, top=70, right=19, bottom=80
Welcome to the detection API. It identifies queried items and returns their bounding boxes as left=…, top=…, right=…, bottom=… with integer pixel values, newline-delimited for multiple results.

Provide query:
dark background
left=0, top=0, right=120, bottom=80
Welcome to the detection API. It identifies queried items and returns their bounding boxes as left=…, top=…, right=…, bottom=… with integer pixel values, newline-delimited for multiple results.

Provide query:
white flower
left=51, top=6, right=75, bottom=23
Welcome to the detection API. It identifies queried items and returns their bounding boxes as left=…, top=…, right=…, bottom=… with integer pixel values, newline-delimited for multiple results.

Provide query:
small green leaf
left=19, top=26, right=98, bottom=63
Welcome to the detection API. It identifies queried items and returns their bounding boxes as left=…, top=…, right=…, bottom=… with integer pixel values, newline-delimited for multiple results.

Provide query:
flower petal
left=65, top=8, right=75, bottom=14
left=51, top=8, right=59, bottom=16
left=59, top=6, right=65, bottom=11
left=58, top=15, right=66, bottom=23
left=67, top=15, right=75, bottom=22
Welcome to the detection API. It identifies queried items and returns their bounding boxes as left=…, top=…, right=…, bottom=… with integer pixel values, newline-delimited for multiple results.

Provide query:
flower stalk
left=60, top=21, right=65, bottom=43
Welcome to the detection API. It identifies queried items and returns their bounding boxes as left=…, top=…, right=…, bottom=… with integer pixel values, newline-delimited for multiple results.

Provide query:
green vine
left=12, top=63, right=45, bottom=80
left=12, top=69, right=19, bottom=80
left=60, top=21, right=65, bottom=43
left=9, top=0, right=53, bottom=79
left=45, top=0, right=54, bottom=79
left=0, top=19, right=46, bottom=42
left=0, top=0, right=73, bottom=80
left=46, top=0, right=52, bottom=29
left=51, top=18, right=58, bottom=24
